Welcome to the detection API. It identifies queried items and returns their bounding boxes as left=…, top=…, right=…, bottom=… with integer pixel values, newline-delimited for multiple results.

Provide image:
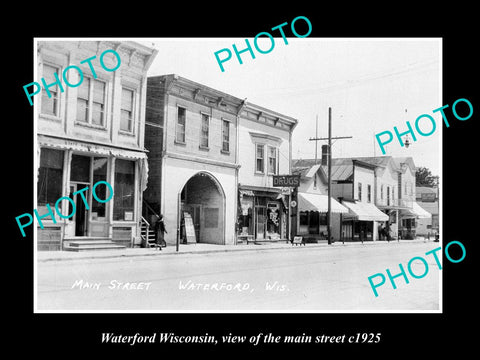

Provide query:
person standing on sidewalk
left=154, top=214, right=167, bottom=250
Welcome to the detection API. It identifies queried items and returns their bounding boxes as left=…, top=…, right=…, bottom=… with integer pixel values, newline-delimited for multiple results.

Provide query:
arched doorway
left=179, top=172, right=225, bottom=245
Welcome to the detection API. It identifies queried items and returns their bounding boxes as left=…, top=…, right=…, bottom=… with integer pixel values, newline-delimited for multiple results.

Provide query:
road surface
left=36, top=241, right=441, bottom=312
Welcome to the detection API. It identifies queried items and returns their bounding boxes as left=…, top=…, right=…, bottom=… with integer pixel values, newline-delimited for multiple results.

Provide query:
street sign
left=272, top=175, right=300, bottom=187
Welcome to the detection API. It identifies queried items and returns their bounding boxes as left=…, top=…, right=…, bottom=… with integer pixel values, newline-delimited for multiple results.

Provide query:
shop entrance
left=66, top=154, right=109, bottom=238
left=180, top=172, right=225, bottom=245
left=68, top=182, right=89, bottom=236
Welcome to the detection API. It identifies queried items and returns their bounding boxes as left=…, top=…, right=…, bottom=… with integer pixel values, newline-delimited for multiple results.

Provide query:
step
left=64, top=244, right=126, bottom=252
left=64, top=238, right=126, bottom=252
left=68, top=240, right=116, bottom=247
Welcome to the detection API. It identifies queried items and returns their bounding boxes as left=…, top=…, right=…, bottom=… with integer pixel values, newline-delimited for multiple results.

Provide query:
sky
left=141, top=38, right=441, bottom=176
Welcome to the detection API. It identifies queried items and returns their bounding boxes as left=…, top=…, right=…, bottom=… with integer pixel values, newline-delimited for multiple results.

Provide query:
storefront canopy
left=298, top=193, right=348, bottom=214
left=401, top=202, right=432, bottom=219
left=342, top=200, right=389, bottom=221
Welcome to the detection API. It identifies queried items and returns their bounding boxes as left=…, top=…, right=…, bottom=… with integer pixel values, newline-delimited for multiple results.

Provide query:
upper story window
left=200, top=113, right=209, bottom=148
left=380, top=184, right=384, bottom=200
left=222, top=120, right=230, bottom=153
left=256, top=144, right=264, bottom=173
left=76, top=77, right=106, bottom=127
left=41, top=64, right=60, bottom=116
left=176, top=106, right=186, bottom=143
left=358, top=182, right=362, bottom=201
left=367, top=184, right=371, bottom=203
left=268, top=146, right=277, bottom=175
left=120, top=88, right=135, bottom=132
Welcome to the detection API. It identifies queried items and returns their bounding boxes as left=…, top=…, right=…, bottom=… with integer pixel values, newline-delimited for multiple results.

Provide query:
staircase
left=64, top=237, right=126, bottom=252
left=141, top=217, right=157, bottom=248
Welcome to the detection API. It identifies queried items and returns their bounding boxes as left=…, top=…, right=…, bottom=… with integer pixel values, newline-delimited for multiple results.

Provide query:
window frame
left=267, top=145, right=277, bottom=175
left=120, top=87, right=136, bottom=134
left=199, top=112, right=210, bottom=149
left=175, top=106, right=187, bottom=144
left=221, top=119, right=230, bottom=153
left=255, top=143, right=265, bottom=174
left=40, top=63, right=61, bottom=118
left=75, top=76, right=107, bottom=128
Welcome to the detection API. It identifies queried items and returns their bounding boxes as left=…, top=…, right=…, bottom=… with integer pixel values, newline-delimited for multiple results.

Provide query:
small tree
left=416, top=167, right=437, bottom=187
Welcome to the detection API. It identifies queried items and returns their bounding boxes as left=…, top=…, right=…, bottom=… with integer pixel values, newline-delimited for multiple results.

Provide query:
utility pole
left=309, top=107, right=352, bottom=245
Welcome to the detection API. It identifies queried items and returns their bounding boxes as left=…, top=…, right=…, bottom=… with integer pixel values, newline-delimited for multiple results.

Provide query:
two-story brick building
left=144, top=74, right=298, bottom=246
left=36, top=40, right=157, bottom=250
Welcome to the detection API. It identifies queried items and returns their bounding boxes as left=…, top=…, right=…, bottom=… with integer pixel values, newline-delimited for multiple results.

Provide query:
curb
left=36, top=239, right=435, bottom=263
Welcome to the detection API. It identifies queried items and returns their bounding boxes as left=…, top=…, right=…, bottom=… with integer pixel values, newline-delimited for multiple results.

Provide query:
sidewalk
left=36, top=238, right=435, bottom=263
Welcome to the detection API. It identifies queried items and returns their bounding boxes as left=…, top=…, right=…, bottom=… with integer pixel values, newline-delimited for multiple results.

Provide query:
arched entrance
left=179, top=172, right=225, bottom=245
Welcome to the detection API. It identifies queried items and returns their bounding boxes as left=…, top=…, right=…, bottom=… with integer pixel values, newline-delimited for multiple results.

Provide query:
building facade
left=144, top=74, right=298, bottom=246
left=237, top=103, right=297, bottom=243
left=36, top=40, right=157, bottom=250
left=144, top=75, right=241, bottom=246
left=292, top=159, right=348, bottom=242
left=328, top=158, right=388, bottom=242
left=415, top=186, right=437, bottom=237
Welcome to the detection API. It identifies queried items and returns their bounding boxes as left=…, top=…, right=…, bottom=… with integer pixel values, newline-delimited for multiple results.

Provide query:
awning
left=342, top=200, right=389, bottom=221
left=298, top=193, right=348, bottom=214
left=239, top=189, right=255, bottom=197
left=401, top=202, right=432, bottom=219
left=38, top=135, right=147, bottom=159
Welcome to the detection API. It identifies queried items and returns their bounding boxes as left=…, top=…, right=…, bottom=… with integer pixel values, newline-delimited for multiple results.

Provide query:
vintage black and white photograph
left=32, top=37, right=442, bottom=313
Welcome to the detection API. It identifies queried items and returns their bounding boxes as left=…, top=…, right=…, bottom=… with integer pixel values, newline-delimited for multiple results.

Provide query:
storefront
left=340, top=200, right=388, bottom=242
left=297, top=192, right=348, bottom=241
left=237, top=186, right=288, bottom=243
left=37, top=135, right=148, bottom=250
left=399, top=202, right=431, bottom=239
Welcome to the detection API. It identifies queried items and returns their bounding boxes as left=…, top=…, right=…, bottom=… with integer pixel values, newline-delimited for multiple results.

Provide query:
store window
left=176, top=106, right=186, bottom=143
left=120, top=88, right=135, bottom=132
left=37, top=148, right=64, bottom=213
left=238, top=196, right=253, bottom=236
left=113, top=159, right=135, bottom=221
left=266, top=202, right=281, bottom=239
left=255, top=144, right=264, bottom=173
left=41, top=64, right=60, bottom=116
left=92, top=157, right=108, bottom=219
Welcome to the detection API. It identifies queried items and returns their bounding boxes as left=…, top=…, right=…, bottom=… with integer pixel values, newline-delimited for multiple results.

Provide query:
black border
left=9, top=4, right=477, bottom=356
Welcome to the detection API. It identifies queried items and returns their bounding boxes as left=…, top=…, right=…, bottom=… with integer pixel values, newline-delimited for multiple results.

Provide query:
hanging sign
left=273, top=175, right=300, bottom=187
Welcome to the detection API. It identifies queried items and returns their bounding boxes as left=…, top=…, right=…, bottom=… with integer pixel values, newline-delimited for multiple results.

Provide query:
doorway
left=180, top=172, right=225, bottom=244
left=68, top=183, right=89, bottom=236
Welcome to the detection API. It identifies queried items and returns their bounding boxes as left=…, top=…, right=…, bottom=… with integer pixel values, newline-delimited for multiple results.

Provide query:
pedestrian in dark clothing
left=154, top=214, right=167, bottom=250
